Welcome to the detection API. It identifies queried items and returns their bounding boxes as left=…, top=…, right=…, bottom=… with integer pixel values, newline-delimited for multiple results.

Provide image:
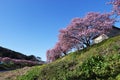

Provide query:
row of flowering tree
left=0, top=57, right=39, bottom=66
left=46, top=0, right=119, bottom=63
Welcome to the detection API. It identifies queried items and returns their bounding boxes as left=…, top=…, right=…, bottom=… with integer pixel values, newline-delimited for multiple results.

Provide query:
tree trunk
left=63, top=52, right=67, bottom=55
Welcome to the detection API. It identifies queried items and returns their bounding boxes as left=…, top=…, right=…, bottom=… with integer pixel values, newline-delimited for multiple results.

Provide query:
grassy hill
left=3, top=35, right=120, bottom=80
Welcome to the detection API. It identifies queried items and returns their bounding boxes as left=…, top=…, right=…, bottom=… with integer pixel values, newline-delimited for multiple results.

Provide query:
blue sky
left=0, top=0, right=118, bottom=61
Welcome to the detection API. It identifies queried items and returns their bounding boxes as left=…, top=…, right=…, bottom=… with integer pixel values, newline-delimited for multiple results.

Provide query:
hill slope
left=0, top=46, right=38, bottom=61
left=16, top=35, right=120, bottom=80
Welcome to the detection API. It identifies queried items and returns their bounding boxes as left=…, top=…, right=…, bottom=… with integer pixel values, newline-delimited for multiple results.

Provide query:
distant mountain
left=0, top=46, right=40, bottom=61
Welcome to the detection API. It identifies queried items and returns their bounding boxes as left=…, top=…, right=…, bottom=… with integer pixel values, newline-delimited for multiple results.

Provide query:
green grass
left=17, top=35, right=120, bottom=80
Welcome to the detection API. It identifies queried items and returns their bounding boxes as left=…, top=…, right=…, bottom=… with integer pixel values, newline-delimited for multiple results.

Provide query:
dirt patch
left=0, top=67, right=32, bottom=80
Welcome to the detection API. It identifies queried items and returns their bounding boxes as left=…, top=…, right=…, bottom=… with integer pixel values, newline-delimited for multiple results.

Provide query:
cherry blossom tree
left=59, top=28, right=82, bottom=50
left=59, top=12, right=115, bottom=48
left=54, top=42, right=67, bottom=55
left=46, top=49, right=52, bottom=63
left=46, top=48, right=62, bottom=63
left=109, top=0, right=120, bottom=15
left=46, top=12, right=115, bottom=62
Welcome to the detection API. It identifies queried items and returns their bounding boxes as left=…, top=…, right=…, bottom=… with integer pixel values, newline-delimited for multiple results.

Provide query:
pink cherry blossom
left=109, top=0, right=120, bottom=15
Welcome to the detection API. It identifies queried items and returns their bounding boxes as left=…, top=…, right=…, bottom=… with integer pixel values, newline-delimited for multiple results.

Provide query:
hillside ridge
left=0, top=46, right=38, bottom=61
